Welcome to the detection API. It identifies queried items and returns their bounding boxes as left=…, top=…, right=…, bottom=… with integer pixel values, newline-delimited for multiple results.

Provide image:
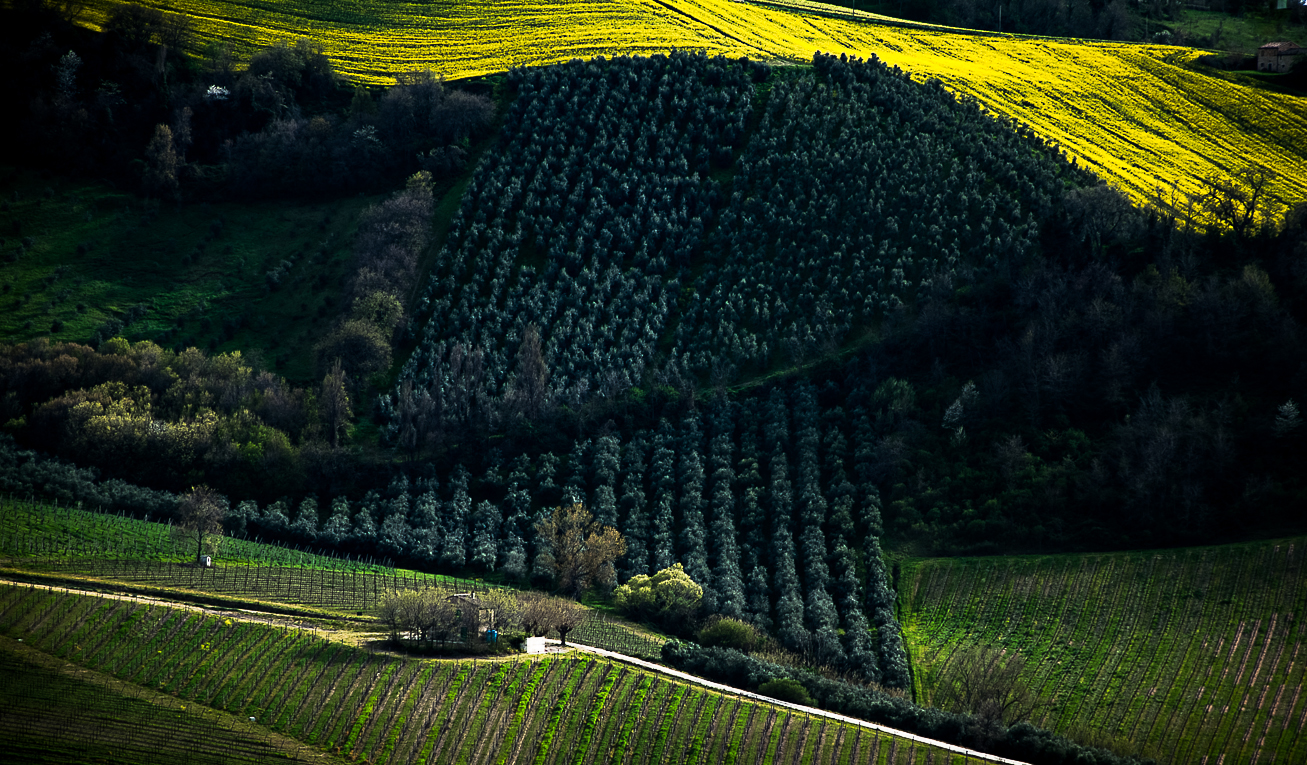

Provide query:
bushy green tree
left=614, top=562, right=703, bottom=624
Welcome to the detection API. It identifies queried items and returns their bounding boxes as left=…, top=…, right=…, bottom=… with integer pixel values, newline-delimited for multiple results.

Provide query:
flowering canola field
left=77, top=0, right=1307, bottom=218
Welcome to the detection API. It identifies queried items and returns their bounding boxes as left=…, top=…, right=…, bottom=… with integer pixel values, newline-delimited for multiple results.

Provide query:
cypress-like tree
left=563, top=438, right=590, bottom=506
left=469, top=499, right=500, bottom=571
left=707, top=413, right=745, bottom=619
left=863, top=533, right=909, bottom=687
left=649, top=420, right=677, bottom=571
left=745, top=562, right=773, bottom=632
left=618, top=434, right=650, bottom=579
left=592, top=434, right=621, bottom=527
left=290, top=497, right=319, bottom=542
left=851, top=409, right=885, bottom=537
left=320, top=497, right=351, bottom=547
left=351, top=496, right=378, bottom=547
left=409, top=491, right=443, bottom=563
left=736, top=461, right=766, bottom=573
left=772, top=532, right=808, bottom=648
left=536, top=451, right=561, bottom=507
left=794, top=382, right=837, bottom=642
left=441, top=466, right=470, bottom=569
left=831, top=541, right=880, bottom=682
left=500, top=458, right=531, bottom=579
left=377, top=502, right=411, bottom=560
left=677, top=411, right=711, bottom=608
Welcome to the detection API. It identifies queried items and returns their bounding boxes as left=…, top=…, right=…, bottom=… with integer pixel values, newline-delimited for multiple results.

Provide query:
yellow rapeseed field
left=78, top=0, right=1307, bottom=219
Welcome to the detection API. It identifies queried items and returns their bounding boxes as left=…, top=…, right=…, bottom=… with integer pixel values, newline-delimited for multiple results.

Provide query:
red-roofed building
left=1258, top=41, right=1305, bottom=73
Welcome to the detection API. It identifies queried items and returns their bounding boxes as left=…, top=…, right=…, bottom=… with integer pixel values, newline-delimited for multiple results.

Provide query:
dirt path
left=0, top=577, right=379, bottom=647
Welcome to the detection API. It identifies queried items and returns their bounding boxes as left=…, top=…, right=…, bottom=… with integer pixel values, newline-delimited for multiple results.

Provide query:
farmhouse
left=1258, top=41, right=1305, bottom=73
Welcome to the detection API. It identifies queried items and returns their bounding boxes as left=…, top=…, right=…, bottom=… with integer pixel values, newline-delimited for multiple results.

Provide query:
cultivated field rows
left=0, top=584, right=989, bottom=765
left=0, top=637, right=340, bottom=765
left=900, top=538, right=1307, bottom=764
left=72, top=0, right=1307, bottom=220
left=1, top=498, right=671, bottom=659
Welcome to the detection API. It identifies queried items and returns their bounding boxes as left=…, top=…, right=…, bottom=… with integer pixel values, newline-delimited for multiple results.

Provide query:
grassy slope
left=67, top=0, right=1307, bottom=220
left=0, top=583, right=988, bottom=765
left=0, top=496, right=672, bottom=657
left=0, top=166, right=374, bottom=380
left=899, top=537, right=1307, bottom=764
left=0, top=635, right=346, bottom=765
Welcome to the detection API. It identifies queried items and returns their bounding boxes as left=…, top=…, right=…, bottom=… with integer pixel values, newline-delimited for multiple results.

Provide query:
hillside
left=2, top=7, right=1306, bottom=763
left=0, top=637, right=341, bottom=765
left=0, top=167, right=376, bottom=377
left=900, top=538, right=1307, bottom=763
left=0, top=583, right=992, bottom=765
left=67, top=0, right=1307, bottom=218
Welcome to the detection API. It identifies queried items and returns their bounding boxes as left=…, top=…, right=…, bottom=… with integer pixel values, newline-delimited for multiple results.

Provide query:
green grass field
left=900, top=538, right=1307, bottom=763
left=0, top=167, right=374, bottom=380
left=0, top=583, right=987, bottom=764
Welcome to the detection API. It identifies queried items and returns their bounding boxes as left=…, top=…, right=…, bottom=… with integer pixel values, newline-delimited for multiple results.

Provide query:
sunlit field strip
left=73, top=0, right=1307, bottom=224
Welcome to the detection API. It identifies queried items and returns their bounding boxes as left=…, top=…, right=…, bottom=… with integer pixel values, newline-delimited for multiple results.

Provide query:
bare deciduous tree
left=506, top=324, right=551, bottom=423
left=144, top=124, right=178, bottom=199
left=520, top=591, right=586, bottom=646
left=1198, top=167, right=1277, bottom=242
left=319, top=358, right=351, bottom=447
left=174, top=485, right=227, bottom=564
left=934, top=645, right=1039, bottom=742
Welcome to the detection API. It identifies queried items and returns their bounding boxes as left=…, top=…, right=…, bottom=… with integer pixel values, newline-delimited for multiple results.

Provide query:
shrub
left=757, top=678, right=814, bottom=706
left=698, top=616, right=762, bottom=651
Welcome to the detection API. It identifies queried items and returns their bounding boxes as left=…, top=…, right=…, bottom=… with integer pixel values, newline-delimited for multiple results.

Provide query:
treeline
left=316, top=171, right=436, bottom=400
left=0, top=3, right=494, bottom=198
left=0, top=337, right=352, bottom=498
left=383, top=52, right=1084, bottom=449
left=662, top=641, right=1152, bottom=765
left=0, top=434, right=177, bottom=518
left=216, top=386, right=911, bottom=686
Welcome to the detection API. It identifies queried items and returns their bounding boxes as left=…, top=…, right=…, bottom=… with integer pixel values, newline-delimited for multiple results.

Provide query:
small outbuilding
left=1258, top=41, right=1305, bottom=73
left=446, top=593, right=496, bottom=638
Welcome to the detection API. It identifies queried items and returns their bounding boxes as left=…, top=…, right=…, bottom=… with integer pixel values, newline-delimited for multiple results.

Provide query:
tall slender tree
left=649, top=420, right=677, bottom=571
left=441, top=465, right=470, bottom=568
left=618, top=434, right=650, bottom=579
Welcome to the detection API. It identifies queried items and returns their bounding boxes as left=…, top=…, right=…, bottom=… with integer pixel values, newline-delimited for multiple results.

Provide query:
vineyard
left=0, top=637, right=338, bottom=765
left=0, top=584, right=988, bottom=765
left=900, top=537, right=1307, bottom=764
left=68, top=0, right=1307, bottom=218
left=0, top=496, right=669, bottom=660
